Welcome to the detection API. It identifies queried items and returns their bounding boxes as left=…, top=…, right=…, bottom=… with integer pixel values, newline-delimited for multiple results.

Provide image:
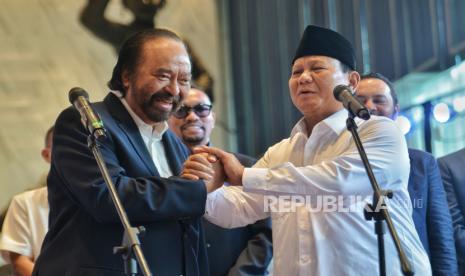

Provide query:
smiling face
left=168, top=88, right=215, bottom=150
left=123, top=37, right=192, bottom=124
left=289, top=55, right=359, bottom=130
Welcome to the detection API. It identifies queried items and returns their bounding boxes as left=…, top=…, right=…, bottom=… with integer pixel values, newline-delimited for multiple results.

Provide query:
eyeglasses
left=173, top=104, right=212, bottom=119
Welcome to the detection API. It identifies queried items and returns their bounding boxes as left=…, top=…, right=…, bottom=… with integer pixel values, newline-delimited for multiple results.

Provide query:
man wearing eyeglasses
left=169, top=88, right=215, bottom=150
left=169, top=87, right=273, bottom=276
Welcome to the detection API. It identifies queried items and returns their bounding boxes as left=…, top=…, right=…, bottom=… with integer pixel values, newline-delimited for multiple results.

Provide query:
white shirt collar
left=110, top=90, right=168, bottom=141
left=291, top=108, right=349, bottom=138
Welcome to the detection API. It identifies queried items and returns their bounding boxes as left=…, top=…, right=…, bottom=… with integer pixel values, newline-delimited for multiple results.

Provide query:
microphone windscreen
left=333, top=84, right=351, bottom=100
left=68, top=87, right=89, bottom=104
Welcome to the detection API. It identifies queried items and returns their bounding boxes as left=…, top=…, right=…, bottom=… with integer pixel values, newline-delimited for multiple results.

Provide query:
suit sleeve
left=226, top=218, right=273, bottom=276
left=438, top=158, right=465, bottom=269
left=51, top=106, right=206, bottom=224
left=426, top=156, right=458, bottom=275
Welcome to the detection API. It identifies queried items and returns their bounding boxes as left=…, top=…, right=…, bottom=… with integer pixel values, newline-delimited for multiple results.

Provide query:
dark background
left=222, top=0, right=465, bottom=158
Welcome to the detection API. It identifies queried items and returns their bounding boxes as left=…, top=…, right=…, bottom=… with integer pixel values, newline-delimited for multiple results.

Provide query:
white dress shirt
left=111, top=90, right=173, bottom=177
left=205, top=109, right=431, bottom=275
left=0, top=187, right=49, bottom=262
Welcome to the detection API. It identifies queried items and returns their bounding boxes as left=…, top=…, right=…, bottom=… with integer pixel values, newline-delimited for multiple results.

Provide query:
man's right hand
left=181, top=153, right=225, bottom=193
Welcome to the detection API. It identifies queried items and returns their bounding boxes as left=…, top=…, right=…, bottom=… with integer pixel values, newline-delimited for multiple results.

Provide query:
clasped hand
left=181, top=146, right=245, bottom=193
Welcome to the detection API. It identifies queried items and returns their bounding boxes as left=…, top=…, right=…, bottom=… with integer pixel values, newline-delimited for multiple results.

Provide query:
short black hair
left=360, top=72, right=398, bottom=106
left=188, top=84, right=212, bottom=105
left=107, top=28, right=186, bottom=95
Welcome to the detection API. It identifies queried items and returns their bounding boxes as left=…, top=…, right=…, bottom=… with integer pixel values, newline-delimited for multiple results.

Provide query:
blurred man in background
left=169, top=87, right=273, bottom=276
left=0, top=126, right=53, bottom=276
left=357, top=73, right=457, bottom=275
left=438, top=148, right=465, bottom=275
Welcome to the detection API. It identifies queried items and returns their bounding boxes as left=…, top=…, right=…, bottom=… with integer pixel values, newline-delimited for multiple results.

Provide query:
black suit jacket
left=33, top=93, right=208, bottom=276
left=438, top=148, right=465, bottom=275
left=407, top=149, right=457, bottom=275
left=202, top=153, right=272, bottom=276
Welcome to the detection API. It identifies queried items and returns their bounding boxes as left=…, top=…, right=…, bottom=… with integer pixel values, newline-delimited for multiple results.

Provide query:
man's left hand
left=193, top=146, right=245, bottom=186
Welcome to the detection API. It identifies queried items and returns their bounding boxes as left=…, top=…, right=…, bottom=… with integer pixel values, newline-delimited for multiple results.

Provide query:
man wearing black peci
left=182, top=25, right=431, bottom=275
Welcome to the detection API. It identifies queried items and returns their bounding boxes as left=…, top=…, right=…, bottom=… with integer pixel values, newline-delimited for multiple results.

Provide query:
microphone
left=68, top=87, right=106, bottom=139
left=333, top=85, right=370, bottom=120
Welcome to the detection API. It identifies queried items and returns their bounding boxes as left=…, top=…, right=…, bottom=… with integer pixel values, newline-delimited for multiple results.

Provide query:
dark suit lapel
left=103, top=93, right=159, bottom=176
left=162, top=131, right=187, bottom=176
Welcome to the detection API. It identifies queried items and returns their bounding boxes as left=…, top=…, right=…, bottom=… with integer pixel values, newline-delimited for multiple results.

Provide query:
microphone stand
left=345, top=112, right=414, bottom=276
left=87, top=134, right=152, bottom=276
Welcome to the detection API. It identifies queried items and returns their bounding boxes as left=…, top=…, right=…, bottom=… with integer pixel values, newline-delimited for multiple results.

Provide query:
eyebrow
left=182, top=103, right=211, bottom=107
left=155, top=68, right=172, bottom=74
left=292, top=59, right=328, bottom=68
left=154, top=68, right=192, bottom=78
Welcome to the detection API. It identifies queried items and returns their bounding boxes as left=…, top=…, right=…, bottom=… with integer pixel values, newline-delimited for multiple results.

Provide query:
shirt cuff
left=243, top=167, right=270, bottom=194
left=204, top=188, right=221, bottom=217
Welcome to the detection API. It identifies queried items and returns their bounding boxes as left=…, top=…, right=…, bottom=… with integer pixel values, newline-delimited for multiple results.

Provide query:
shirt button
left=300, top=255, right=310, bottom=263
left=206, top=243, right=211, bottom=248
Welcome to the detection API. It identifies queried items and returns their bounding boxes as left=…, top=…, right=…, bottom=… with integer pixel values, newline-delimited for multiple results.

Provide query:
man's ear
left=41, top=148, right=51, bottom=164
left=394, top=103, right=400, bottom=116
left=122, top=70, right=131, bottom=90
left=348, top=71, right=361, bottom=91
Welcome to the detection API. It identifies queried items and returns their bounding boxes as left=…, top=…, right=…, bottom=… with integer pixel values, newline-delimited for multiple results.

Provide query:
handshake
left=181, top=146, right=245, bottom=192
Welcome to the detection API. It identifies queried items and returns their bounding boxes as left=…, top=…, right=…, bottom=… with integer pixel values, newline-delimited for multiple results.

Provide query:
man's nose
left=165, top=81, right=180, bottom=96
left=298, top=70, right=313, bottom=84
left=185, top=109, right=200, bottom=121
left=365, top=99, right=377, bottom=112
